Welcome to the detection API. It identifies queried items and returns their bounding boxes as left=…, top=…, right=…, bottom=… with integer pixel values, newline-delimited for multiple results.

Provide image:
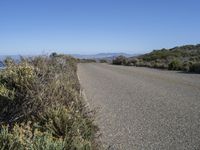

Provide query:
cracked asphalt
left=78, top=63, right=200, bottom=150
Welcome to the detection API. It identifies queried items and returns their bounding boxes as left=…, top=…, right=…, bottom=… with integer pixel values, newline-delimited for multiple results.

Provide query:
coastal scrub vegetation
left=0, top=54, right=98, bottom=149
left=112, top=44, right=200, bottom=73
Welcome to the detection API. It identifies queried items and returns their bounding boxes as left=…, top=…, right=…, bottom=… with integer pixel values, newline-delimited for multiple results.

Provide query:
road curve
left=77, top=63, right=200, bottom=150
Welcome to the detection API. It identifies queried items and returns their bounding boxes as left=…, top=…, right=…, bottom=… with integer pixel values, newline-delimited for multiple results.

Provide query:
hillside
left=139, top=44, right=200, bottom=62
left=112, top=44, right=200, bottom=73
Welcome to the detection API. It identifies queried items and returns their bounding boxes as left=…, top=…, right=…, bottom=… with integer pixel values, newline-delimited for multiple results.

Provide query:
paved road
left=78, top=63, right=200, bottom=150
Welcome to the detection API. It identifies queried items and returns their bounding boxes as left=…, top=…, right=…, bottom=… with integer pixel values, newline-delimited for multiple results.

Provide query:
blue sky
left=0, top=0, right=200, bottom=55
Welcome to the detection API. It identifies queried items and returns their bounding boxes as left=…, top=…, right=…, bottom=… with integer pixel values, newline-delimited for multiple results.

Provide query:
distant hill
left=0, top=55, right=36, bottom=68
left=72, top=53, right=136, bottom=59
left=0, top=55, right=21, bottom=68
left=0, top=61, right=4, bottom=68
left=0, top=55, right=21, bottom=61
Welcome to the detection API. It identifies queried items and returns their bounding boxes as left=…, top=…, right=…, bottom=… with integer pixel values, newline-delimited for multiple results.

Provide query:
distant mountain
left=0, top=55, right=21, bottom=68
left=72, top=53, right=136, bottom=59
left=0, top=55, right=21, bottom=61
left=0, top=60, right=4, bottom=68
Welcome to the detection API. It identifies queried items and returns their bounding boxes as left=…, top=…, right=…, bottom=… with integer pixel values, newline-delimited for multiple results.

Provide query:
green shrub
left=99, top=59, right=107, bottom=63
left=0, top=106, right=96, bottom=149
left=153, top=63, right=167, bottom=69
left=181, top=61, right=194, bottom=72
left=128, top=58, right=139, bottom=66
left=37, top=106, right=97, bottom=141
left=112, top=56, right=128, bottom=65
left=189, top=63, right=200, bottom=73
left=4, top=57, right=15, bottom=67
left=168, top=60, right=182, bottom=70
left=0, top=55, right=98, bottom=149
left=0, top=62, right=37, bottom=122
left=79, top=59, right=96, bottom=63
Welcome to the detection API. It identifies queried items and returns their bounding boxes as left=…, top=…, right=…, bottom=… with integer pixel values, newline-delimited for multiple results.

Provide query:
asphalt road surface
left=78, top=63, right=200, bottom=150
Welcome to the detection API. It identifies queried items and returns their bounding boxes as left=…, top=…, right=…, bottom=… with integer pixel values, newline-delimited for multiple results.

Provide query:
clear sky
left=0, top=0, right=200, bottom=55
